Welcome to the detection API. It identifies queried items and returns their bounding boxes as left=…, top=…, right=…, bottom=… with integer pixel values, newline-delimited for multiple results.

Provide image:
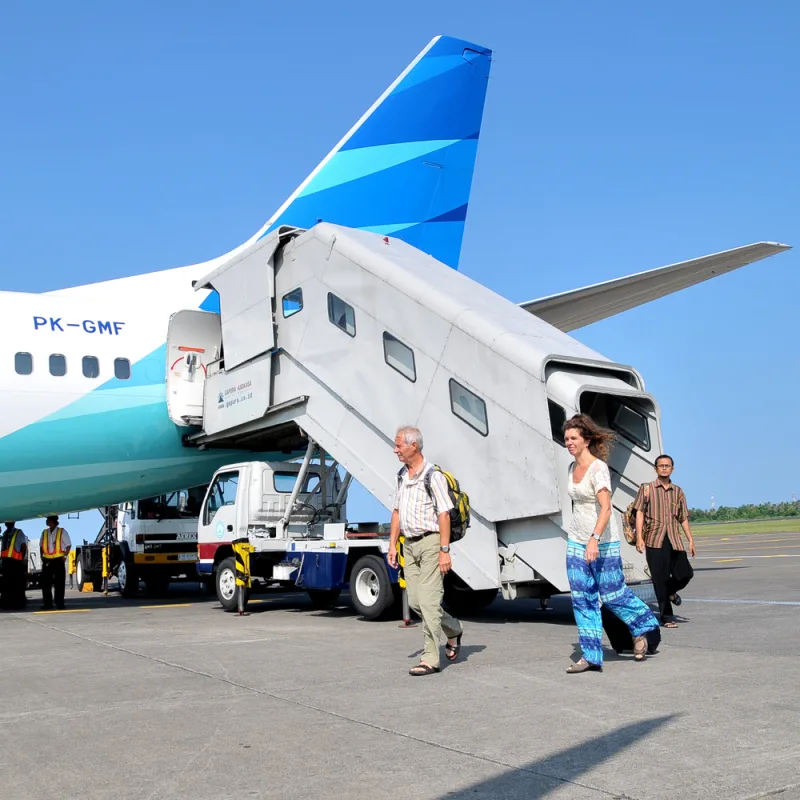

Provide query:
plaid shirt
left=633, top=480, right=689, bottom=551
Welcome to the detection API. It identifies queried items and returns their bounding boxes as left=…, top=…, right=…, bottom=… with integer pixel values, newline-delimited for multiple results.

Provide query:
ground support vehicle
left=73, top=487, right=207, bottom=597
left=198, top=452, right=403, bottom=618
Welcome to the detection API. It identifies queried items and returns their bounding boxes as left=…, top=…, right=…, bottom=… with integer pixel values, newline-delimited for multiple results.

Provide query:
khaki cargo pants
left=404, top=533, right=461, bottom=669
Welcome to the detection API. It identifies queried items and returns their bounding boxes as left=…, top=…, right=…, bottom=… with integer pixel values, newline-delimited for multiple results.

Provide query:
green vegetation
left=691, top=519, right=800, bottom=536
left=689, top=500, right=799, bottom=523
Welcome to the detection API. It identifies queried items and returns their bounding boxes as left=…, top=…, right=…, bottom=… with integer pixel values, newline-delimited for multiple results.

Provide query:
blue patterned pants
left=567, top=539, right=659, bottom=666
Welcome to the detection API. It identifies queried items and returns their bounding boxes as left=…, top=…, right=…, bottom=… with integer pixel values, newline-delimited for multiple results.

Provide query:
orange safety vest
left=41, top=528, right=66, bottom=559
left=1, top=529, right=24, bottom=561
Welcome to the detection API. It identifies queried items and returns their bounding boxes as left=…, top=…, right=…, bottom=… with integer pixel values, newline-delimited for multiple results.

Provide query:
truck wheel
left=76, top=560, right=87, bottom=592
left=216, top=557, right=247, bottom=612
left=349, top=555, right=393, bottom=620
left=307, top=589, right=341, bottom=610
left=118, top=560, right=138, bottom=598
left=443, top=573, right=497, bottom=615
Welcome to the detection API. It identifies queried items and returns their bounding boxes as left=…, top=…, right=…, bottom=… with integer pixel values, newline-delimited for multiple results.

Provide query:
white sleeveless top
left=567, top=459, right=618, bottom=545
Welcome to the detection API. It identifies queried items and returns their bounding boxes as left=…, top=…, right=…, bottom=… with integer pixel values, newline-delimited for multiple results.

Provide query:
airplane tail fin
left=248, top=35, right=492, bottom=270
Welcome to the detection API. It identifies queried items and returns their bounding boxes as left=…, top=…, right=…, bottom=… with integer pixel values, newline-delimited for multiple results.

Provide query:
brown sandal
left=633, top=635, right=647, bottom=661
left=409, top=663, right=440, bottom=676
left=566, top=658, right=602, bottom=673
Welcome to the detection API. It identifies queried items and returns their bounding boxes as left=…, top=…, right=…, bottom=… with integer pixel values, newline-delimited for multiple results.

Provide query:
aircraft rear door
left=166, top=309, right=222, bottom=426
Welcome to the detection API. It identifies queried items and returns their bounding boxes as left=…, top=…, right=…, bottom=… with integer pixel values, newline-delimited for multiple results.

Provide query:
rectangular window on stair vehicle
left=273, top=472, right=321, bottom=494
left=49, top=354, right=66, bottom=377
left=548, top=400, right=566, bottom=445
left=82, top=356, right=99, bottom=378
left=114, top=358, right=131, bottom=380
left=282, top=288, right=303, bottom=317
left=14, top=352, right=33, bottom=375
left=449, top=379, right=488, bottom=436
left=327, top=293, right=356, bottom=337
left=383, top=332, right=416, bottom=382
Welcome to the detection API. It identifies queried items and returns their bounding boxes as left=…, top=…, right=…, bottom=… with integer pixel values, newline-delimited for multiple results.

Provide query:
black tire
left=443, top=573, right=497, bottom=615
left=118, top=560, right=138, bottom=598
left=349, top=555, right=393, bottom=620
left=216, top=556, right=247, bottom=612
left=307, top=588, right=341, bottom=610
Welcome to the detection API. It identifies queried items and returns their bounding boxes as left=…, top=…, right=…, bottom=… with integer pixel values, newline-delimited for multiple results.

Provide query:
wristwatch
left=591, top=533, right=601, bottom=541
left=440, top=545, right=451, bottom=553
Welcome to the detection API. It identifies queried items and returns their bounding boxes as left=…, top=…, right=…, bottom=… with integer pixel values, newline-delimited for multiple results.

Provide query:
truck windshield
left=137, top=485, right=207, bottom=519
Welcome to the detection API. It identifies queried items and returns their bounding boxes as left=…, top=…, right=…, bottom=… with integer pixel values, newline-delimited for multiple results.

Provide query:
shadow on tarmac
left=435, top=714, right=677, bottom=799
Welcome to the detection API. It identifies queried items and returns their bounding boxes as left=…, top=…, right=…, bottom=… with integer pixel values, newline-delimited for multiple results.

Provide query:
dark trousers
left=646, top=536, right=693, bottom=622
left=0, top=559, right=27, bottom=610
left=41, top=558, right=66, bottom=609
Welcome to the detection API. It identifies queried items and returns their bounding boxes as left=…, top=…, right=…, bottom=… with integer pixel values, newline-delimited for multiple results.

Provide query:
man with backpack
left=388, top=426, right=464, bottom=676
left=633, top=455, right=696, bottom=628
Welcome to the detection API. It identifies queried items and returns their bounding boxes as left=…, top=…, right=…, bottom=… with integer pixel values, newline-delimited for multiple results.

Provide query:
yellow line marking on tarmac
left=700, top=544, right=800, bottom=553
left=700, top=538, right=796, bottom=547
left=714, top=558, right=743, bottom=563
left=138, top=603, right=194, bottom=609
left=33, top=609, right=91, bottom=614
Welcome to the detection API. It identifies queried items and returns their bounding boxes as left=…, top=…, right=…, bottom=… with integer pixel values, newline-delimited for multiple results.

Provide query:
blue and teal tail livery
left=253, top=35, right=492, bottom=270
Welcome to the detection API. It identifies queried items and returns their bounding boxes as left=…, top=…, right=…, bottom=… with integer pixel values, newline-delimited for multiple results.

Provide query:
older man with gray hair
left=388, top=425, right=463, bottom=676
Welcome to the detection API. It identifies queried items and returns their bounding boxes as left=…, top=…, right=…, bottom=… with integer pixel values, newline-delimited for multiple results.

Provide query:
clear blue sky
left=2, top=1, right=798, bottom=541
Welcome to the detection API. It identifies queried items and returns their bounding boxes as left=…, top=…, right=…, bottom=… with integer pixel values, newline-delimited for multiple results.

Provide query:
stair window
left=14, top=352, right=33, bottom=375
left=114, top=358, right=131, bottom=380
left=49, top=354, right=67, bottom=377
left=82, top=356, right=100, bottom=379
left=327, top=293, right=356, bottom=337
left=282, top=288, right=304, bottom=318
left=383, top=332, right=416, bottom=382
left=548, top=400, right=566, bottom=445
left=449, top=379, right=488, bottom=436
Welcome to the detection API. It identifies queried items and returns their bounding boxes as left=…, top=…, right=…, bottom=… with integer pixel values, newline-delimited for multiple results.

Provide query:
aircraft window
left=282, top=288, right=303, bottom=318
left=204, top=471, right=239, bottom=525
left=49, top=354, right=67, bottom=377
left=449, top=379, right=488, bottom=436
left=383, top=332, right=416, bottom=382
left=82, top=356, right=100, bottom=379
left=14, top=352, right=33, bottom=375
left=548, top=400, right=566, bottom=446
left=114, top=358, right=131, bottom=380
left=327, top=293, right=356, bottom=337
left=274, top=472, right=322, bottom=494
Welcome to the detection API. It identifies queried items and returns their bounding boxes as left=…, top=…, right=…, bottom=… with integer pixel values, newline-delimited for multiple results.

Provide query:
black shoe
left=40, top=605, right=53, bottom=611
left=670, top=593, right=682, bottom=606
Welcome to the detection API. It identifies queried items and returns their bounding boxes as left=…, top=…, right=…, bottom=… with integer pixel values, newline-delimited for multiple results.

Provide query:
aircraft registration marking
left=32, top=316, right=126, bottom=334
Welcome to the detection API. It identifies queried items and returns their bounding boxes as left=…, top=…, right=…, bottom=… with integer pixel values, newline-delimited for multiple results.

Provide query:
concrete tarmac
left=2, top=531, right=799, bottom=800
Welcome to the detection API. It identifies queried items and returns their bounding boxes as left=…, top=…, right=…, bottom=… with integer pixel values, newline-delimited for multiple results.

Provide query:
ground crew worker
left=1, top=521, right=28, bottom=610
left=388, top=426, right=463, bottom=676
left=40, top=515, right=71, bottom=610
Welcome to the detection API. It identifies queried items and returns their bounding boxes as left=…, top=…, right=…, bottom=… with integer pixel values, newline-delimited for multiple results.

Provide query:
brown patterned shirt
left=633, top=480, right=689, bottom=550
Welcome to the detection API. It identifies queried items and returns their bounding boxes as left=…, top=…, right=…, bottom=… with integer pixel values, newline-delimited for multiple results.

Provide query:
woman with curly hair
left=563, top=414, right=659, bottom=673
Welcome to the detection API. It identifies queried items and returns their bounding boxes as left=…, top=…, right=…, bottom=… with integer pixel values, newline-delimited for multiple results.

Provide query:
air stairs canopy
left=194, top=225, right=303, bottom=370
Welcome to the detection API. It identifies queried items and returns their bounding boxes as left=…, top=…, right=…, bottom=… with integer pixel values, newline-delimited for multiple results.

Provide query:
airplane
left=0, top=34, right=790, bottom=523
left=0, top=34, right=495, bottom=521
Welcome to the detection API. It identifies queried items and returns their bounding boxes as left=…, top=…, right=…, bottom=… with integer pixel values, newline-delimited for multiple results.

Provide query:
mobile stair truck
left=165, top=223, right=662, bottom=617
left=74, top=486, right=208, bottom=597
left=197, top=456, right=399, bottom=617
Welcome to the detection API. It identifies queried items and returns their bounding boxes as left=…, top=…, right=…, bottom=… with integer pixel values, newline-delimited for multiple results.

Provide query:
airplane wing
left=519, top=242, right=791, bottom=332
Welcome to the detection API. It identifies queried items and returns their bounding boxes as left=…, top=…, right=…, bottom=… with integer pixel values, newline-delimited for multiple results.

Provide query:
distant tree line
left=689, top=501, right=800, bottom=523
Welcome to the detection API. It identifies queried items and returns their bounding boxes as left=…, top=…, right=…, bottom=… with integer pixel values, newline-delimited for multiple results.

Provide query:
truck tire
left=349, top=555, right=393, bottom=620
left=307, top=589, right=341, bottom=610
left=216, top=557, right=247, bottom=612
left=443, top=573, right=497, bottom=615
left=76, top=560, right=91, bottom=592
left=118, top=560, right=138, bottom=598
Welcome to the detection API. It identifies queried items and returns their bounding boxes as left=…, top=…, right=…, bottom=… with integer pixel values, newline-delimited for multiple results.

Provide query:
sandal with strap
left=633, top=635, right=648, bottom=661
left=663, top=621, right=678, bottom=628
left=566, top=658, right=602, bottom=674
left=409, top=663, right=440, bottom=676
left=445, top=631, right=463, bottom=662
left=670, top=594, right=682, bottom=606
